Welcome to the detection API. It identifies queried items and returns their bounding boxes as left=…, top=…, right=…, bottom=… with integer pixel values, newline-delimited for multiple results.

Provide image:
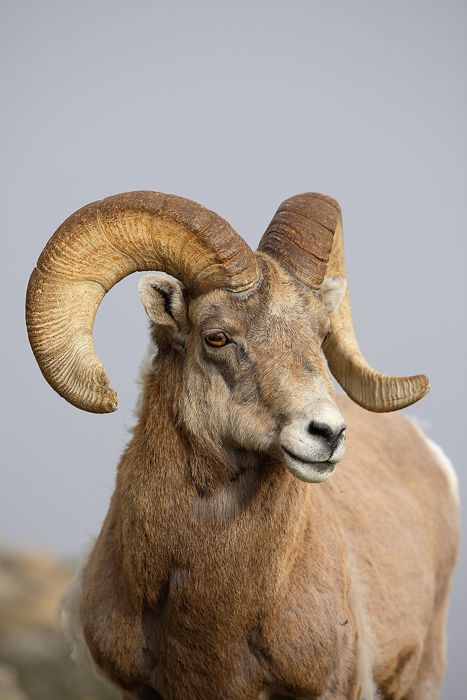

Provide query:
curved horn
left=257, top=193, right=337, bottom=288
left=26, top=191, right=259, bottom=413
left=258, top=193, right=430, bottom=412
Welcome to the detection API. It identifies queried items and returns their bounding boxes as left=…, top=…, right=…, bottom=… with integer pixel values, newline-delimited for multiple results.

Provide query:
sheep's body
left=27, top=191, right=456, bottom=699
left=67, top=358, right=458, bottom=700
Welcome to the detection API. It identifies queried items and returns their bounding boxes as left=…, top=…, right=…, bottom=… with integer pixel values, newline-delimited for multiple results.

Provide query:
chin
left=282, top=449, right=337, bottom=483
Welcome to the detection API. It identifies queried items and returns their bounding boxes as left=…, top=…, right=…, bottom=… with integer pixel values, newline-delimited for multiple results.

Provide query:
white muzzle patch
left=279, top=400, right=346, bottom=483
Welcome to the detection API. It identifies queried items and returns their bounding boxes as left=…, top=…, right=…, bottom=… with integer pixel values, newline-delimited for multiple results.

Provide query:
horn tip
left=415, top=373, right=431, bottom=401
left=89, top=387, right=119, bottom=414
left=103, top=388, right=119, bottom=413
left=374, top=372, right=431, bottom=413
left=65, top=386, right=118, bottom=414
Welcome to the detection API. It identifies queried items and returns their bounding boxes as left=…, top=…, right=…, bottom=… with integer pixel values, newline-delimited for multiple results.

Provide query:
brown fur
left=77, top=255, right=459, bottom=699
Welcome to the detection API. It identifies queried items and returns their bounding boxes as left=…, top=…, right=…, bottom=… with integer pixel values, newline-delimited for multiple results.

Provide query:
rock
left=0, top=547, right=118, bottom=700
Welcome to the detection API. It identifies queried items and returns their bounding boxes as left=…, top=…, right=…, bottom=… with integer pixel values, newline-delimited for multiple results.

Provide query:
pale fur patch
left=424, top=437, right=459, bottom=505
left=57, top=550, right=91, bottom=665
left=134, top=339, right=158, bottom=419
left=192, top=465, right=262, bottom=524
left=407, top=417, right=459, bottom=505
left=346, top=555, right=381, bottom=700
left=320, top=277, right=347, bottom=314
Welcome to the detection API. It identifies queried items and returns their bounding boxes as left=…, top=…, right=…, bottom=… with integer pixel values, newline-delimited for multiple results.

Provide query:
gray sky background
left=1, top=1, right=466, bottom=695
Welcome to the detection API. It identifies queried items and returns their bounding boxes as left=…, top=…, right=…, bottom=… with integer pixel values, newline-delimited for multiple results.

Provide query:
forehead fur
left=189, top=254, right=326, bottom=333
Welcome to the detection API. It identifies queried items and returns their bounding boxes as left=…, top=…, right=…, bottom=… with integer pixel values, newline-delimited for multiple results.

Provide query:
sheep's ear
left=319, top=277, right=347, bottom=314
left=138, top=274, right=189, bottom=335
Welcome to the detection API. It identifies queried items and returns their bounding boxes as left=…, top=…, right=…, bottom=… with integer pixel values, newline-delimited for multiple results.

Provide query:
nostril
left=307, top=421, right=334, bottom=442
left=334, top=426, right=346, bottom=448
left=308, top=421, right=346, bottom=445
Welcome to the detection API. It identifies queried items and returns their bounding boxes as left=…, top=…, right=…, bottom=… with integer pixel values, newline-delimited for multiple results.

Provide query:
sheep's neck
left=93, top=350, right=351, bottom=699
left=116, top=350, right=312, bottom=599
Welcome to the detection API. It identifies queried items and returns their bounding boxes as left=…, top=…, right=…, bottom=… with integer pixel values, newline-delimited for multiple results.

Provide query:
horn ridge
left=258, top=193, right=339, bottom=288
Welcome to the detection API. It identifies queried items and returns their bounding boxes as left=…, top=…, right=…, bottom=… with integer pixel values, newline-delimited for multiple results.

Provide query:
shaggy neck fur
left=123, top=347, right=315, bottom=592
left=79, top=347, right=376, bottom=699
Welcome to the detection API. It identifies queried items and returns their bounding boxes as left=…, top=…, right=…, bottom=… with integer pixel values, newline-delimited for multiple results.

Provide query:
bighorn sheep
left=26, top=192, right=459, bottom=699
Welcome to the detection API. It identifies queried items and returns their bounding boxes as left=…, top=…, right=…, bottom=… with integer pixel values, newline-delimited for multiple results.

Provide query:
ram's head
left=26, top=192, right=429, bottom=482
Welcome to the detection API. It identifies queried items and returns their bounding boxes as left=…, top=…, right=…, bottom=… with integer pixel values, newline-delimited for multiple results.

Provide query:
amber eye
left=204, top=332, right=229, bottom=348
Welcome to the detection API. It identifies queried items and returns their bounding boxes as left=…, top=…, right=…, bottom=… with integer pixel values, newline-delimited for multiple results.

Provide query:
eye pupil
left=205, top=332, right=228, bottom=347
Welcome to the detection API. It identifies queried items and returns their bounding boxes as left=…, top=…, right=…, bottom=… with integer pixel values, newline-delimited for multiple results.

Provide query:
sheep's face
left=139, top=256, right=346, bottom=483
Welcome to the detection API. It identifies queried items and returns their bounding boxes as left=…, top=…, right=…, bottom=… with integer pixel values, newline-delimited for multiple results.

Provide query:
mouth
left=281, top=446, right=336, bottom=483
